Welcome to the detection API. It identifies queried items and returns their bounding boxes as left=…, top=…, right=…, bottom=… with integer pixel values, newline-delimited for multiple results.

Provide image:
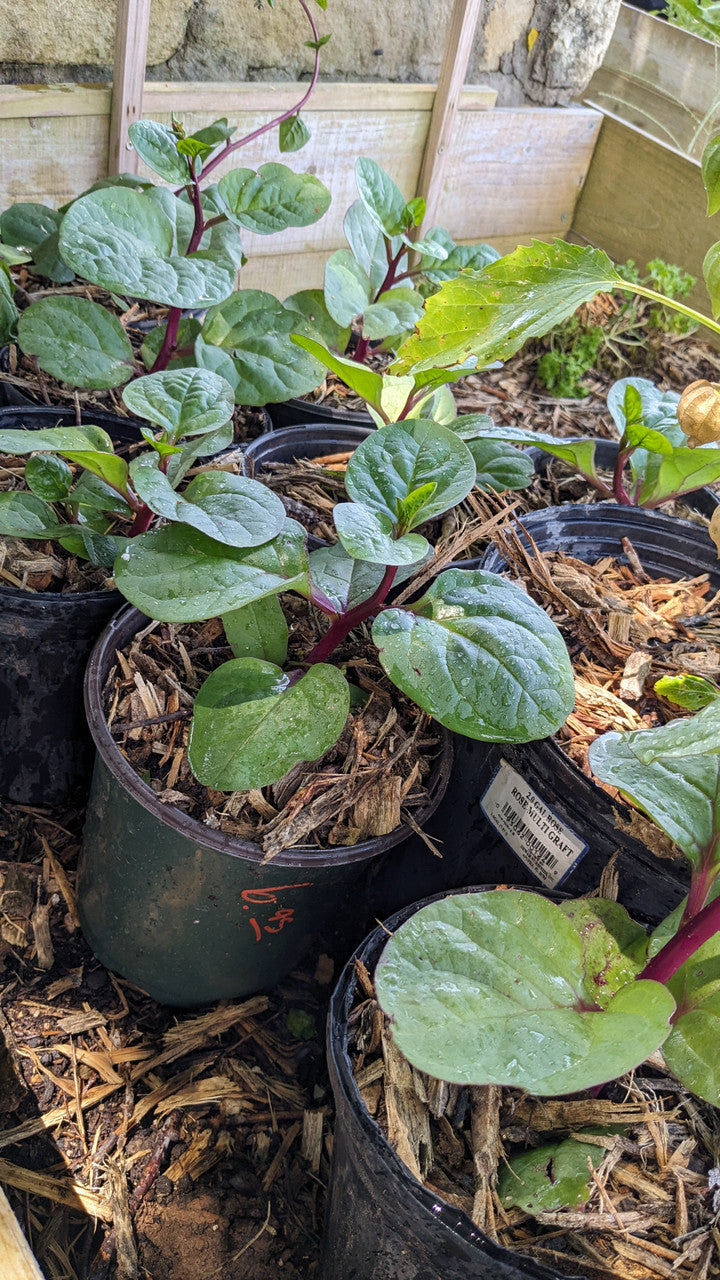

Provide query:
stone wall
left=0, top=0, right=622, bottom=107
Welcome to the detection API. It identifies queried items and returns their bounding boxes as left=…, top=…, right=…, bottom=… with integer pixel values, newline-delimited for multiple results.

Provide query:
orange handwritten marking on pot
left=240, top=883, right=314, bottom=905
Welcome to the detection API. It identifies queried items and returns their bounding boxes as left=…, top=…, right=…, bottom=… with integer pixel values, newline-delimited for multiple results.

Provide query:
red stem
left=350, top=243, right=407, bottom=363
left=639, top=890, right=720, bottom=986
left=612, top=444, right=635, bottom=505
left=304, top=564, right=398, bottom=664
left=150, top=307, right=181, bottom=374
left=180, top=0, right=322, bottom=190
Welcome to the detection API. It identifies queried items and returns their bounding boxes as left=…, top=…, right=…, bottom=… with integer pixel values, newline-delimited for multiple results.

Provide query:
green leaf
left=662, top=932, right=720, bottom=1105
left=654, top=674, right=720, bottom=710
left=140, top=316, right=202, bottom=371
left=308, top=542, right=385, bottom=613
left=284, top=288, right=351, bottom=351
left=0, top=491, right=72, bottom=539
left=498, top=1138, right=605, bottom=1213
left=59, top=188, right=236, bottom=309
left=0, top=242, right=30, bottom=268
left=114, top=519, right=309, bottom=622
left=279, top=113, right=311, bottom=153
left=559, top=898, right=649, bottom=1006
left=122, top=368, right=235, bottom=440
left=636, top=445, right=720, bottom=506
left=217, top=163, right=331, bottom=234
left=290, top=334, right=384, bottom=409
left=188, top=659, right=349, bottom=790
left=0, top=263, right=18, bottom=344
left=304, top=32, right=332, bottom=49
left=128, top=120, right=191, bottom=184
left=374, top=890, right=675, bottom=1094
left=355, top=157, right=409, bottom=238
left=72, top=470, right=132, bottom=516
left=373, top=568, right=575, bottom=742
left=25, top=453, right=73, bottom=501
left=0, top=203, right=60, bottom=252
left=419, top=230, right=500, bottom=284
left=200, top=290, right=327, bottom=404
left=343, top=198, right=393, bottom=295
left=362, top=288, right=424, bottom=341
left=619, top=700, right=720, bottom=762
left=588, top=724, right=720, bottom=870
left=393, top=240, right=622, bottom=375
left=31, top=229, right=75, bottom=284
left=129, top=461, right=286, bottom=548
left=222, top=596, right=289, bottom=664
left=165, top=420, right=234, bottom=487
left=702, top=135, right=720, bottom=217
left=334, top=502, right=429, bottom=565
left=0, top=424, right=114, bottom=455
left=344, top=420, right=476, bottom=527
left=324, top=249, right=372, bottom=327
left=17, top=296, right=135, bottom=389
left=703, top=240, right=720, bottom=319
left=60, top=448, right=129, bottom=494
left=452, top=419, right=602, bottom=486
left=466, top=438, right=535, bottom=493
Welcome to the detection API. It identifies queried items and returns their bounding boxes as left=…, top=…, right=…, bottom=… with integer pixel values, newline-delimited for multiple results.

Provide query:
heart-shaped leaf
left=375, top=890, right=675, bottom=1094
left=498, top=1138, right=605, bottom=1213
left=362, top=288, right=424, bottom=341
left=372, top=568, right=575, bottom=742
left=200, top=290, right=327, bottom=404
left=129, top=461, right=286, bottom=548
left=345, top=420, right=476, bottom=527
left=355, top=158, right=409, bottom=238
left=284, top=289, right=351, bottom=352
left=334, top=502, right=429, bottom=565
left=128, top=121, right=191, bottom=184
left=588, top=723, right=720, bottom=870
left=31, top=230, right=75, bottom=284
left=308, top=542, right=385, bottom=613
left=222, top=596, right=289, bottom=664
left=343, top=198, right=394, bottom=295
left=60, top=189, right=236, bottom=308
left=279, top=113, right=311, bottom=153
left=0, top=492, right=73, bottom=539
left=188, top=659, right=349, bottom=790
left=324, top=249, right=372, bottom=327
left=0, top=424, right=114, bottom=455
left=25, top=453, right=73, bottom=501
left=122, top=368, right=235, bottom=440
left=465, top=438, right=535, bottom=492
left=393, top=240, right=622, bottom=375
left=17, top=296, right=135, bottom=389
left=217, top=163, right=331, bottom=234
left=114, top=519, right=309, bottom=622
left=0, top=203, right=61, bottom=252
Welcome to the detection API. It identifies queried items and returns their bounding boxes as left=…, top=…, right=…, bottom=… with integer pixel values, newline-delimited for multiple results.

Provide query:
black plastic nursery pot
left=267, top=395, right=373, bottom=431
left=0, top=407, right=143, bottom=805
left=77, top=605, right=453, bottom=1007
left=242, top=422, right=374, bottom=549
left=323, top=888, right=580, bottom=1280
left=366, top=502, right=719, bottom=928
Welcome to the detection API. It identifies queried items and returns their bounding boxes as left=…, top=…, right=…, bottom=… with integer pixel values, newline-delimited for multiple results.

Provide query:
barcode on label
left=481, top=759, right=588, bottom=888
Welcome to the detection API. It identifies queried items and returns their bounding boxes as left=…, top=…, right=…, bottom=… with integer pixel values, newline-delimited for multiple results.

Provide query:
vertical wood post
left=108, top=0, right=152, bottom=174
left=416, top=0, right=485, bottom=232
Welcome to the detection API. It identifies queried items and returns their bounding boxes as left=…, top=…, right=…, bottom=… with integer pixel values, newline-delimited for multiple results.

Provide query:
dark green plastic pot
left=77, top=606, right=453, bottom=1007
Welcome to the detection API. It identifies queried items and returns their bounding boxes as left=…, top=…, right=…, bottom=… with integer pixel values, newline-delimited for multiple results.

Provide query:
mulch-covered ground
left=2, top=323, right=720, bottom=1279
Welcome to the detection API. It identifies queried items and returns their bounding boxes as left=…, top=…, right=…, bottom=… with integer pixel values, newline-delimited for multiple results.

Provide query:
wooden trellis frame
left=108, top=0, right=152, bottom=173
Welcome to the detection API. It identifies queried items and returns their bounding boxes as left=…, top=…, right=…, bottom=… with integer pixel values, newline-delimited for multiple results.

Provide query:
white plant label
left=480, top=758, right=588, bottom=888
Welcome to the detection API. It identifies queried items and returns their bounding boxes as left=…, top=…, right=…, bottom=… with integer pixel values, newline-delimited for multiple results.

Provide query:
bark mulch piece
left=348, top=961, right=720, bottom=1280
left=104, top=614, right=443, bottom=856
left=0, top=798, right=334, bottom=1280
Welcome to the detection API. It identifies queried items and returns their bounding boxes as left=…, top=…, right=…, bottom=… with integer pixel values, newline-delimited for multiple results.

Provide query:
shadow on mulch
left=0, top=795, right=336, bottom=1280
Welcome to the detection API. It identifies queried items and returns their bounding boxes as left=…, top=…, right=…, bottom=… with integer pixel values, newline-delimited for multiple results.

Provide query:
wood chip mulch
left=349, top=958, right=720, bottom=1280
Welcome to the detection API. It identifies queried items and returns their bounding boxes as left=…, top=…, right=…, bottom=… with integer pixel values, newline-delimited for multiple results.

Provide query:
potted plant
left=0, top=366, right=237, bottom=803
left=322, top=695, right=720, bottom=1280
left=0, top=0, right=332, bottom=416
left=73, top=415, right=576, bottom=1004
left=266, top=156, right=499, bottom=427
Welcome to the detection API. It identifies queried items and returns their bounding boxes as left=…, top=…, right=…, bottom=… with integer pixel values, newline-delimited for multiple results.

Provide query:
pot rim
left=84, top=603, right=454, bottom=870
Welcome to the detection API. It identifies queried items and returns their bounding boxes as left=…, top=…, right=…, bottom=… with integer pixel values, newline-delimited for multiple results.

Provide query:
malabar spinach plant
left=0, top=0, right=332, bottom=406
left=376, top=691, right=720, bottom=1109
left=0, top=367, right=245, bottom=565
left=455, top=374, right=720, bottom=506
left=112, top=418, right=575, bottom=791
left=283, top=157, right=498, bottom=366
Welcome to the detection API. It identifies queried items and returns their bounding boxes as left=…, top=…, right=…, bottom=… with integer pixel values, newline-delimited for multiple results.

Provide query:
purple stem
left=349, top=242, right=406, bottom=363
left=639, top=890, right=720, bottom=987
left=179, top=0, right=322, bottom=190
left=304, top=564, right=398, bottom=665
left=612, top=444, right=635, bottom=505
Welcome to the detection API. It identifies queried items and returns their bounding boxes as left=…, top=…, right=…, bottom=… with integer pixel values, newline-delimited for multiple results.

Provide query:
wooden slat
left=572, top=114, right=714, bottom=319
left=0, top=1186, right=46, bottom=1280
left=416, top=0, right=484, bottom=230
left=0, top=81, right=496, bottom=123
left=108, top=0, right=152, bottom=173
left=585, top=2, right=717, bottom=159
